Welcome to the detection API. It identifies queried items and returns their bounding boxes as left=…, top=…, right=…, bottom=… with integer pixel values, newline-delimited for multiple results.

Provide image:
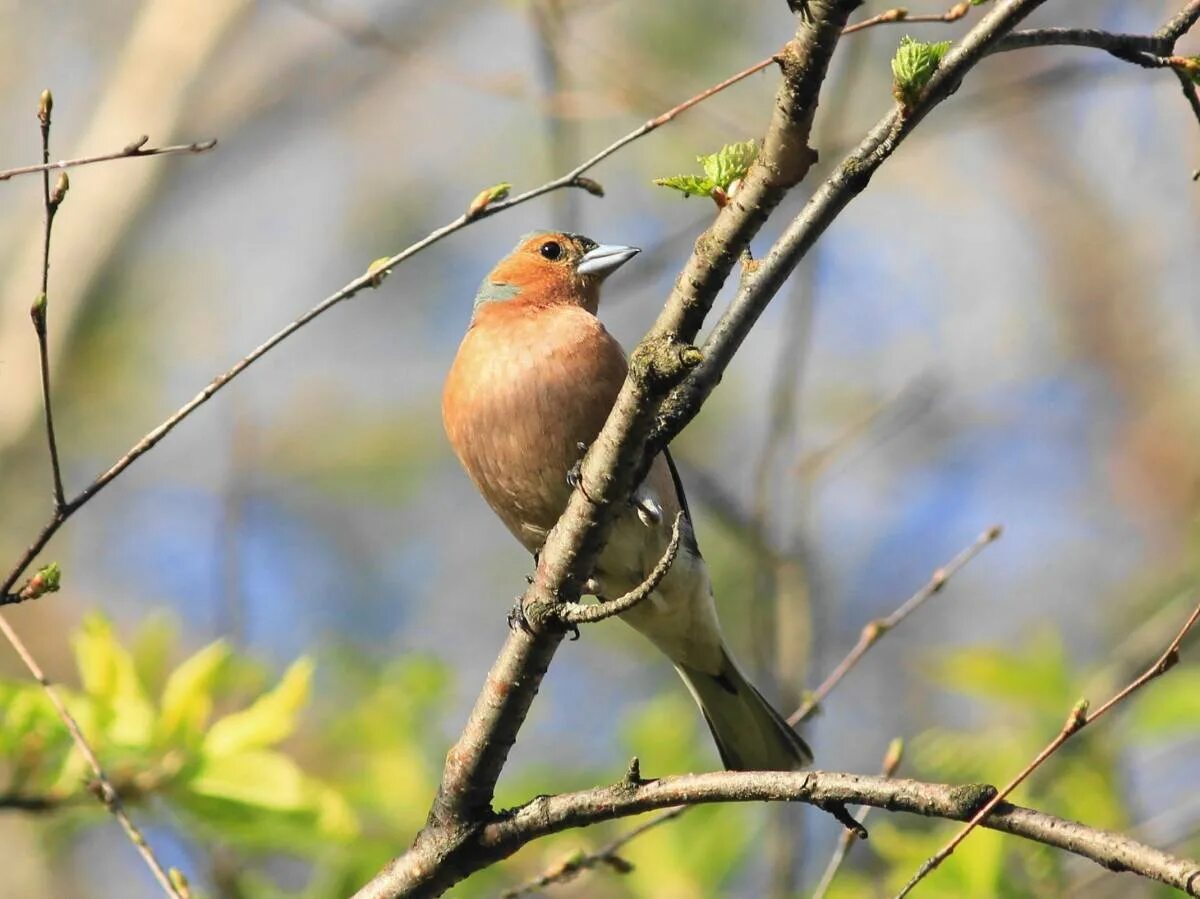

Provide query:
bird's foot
left=566, top=442, right=598, bottom=503
left=507, top=596, right=534, bottom=635
left=508, top=595, right=581, bottom=641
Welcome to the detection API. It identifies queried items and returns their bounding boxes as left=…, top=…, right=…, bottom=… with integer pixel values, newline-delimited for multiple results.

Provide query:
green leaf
left=698, top=139, right=758, bottom=189
left=203, top=656, right=314, bottom=756
left=178, top=750, right=359, bottom=842
left=0, top=685, right=61, bottom=753
left=653, top=139, right=759, bottom=200
left=71, top=614, right=155, bottom=746
left=159, top=640, right=232, bottom=742
left=891, top=36, right=953, bottom=108
left=652, top=174, right=718, bottom=198
left=186, top=749, right=309, bottom=810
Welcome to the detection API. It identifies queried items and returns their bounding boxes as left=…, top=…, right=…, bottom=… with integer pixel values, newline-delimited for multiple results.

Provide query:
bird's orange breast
left=442, top=302, right=628, bottom=553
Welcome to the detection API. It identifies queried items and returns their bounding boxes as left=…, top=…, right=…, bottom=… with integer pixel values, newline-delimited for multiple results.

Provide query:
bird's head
left=475, top=231, right=639, bottom=315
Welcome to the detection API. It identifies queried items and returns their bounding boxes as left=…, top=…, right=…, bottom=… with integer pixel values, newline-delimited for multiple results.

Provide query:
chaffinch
left=442, top=231, right=811, bottom=771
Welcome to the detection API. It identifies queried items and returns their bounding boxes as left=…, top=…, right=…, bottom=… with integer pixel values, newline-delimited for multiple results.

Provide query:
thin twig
left=499, top=806, right=687, bottom=898
left=812, top=737, right=905, bottom=899
left=656, top=0, right=1200, bottom=446
left=0, top=613, right=185, bottom=899
left=0, top=136, right=217, bottom=183
left=356, top=8, right=867, bottom=897
left=896, top=596, right=1200, bottom=898
left=0, top=44, right=779, bottom=602
left=34, top=91, right=66, bottom=509
left=790, top=525, right=1003, bottom=725
left=355, top=2, right=1200, bottom=894
left=841, top=1, right=973, bottom=37
left=554, top=513, right=683, bottom=625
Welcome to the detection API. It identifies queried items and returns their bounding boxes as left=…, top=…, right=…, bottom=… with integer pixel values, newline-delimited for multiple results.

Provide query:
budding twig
left=790, top=525, right=1003, bottom=724
left=0, top=612, right=187, bottom=899
left=0, top=136, right=217, bottom=183
left=35, top=90, right=66, bottom=509
left=896, top=596, right=1200, bottom=898
left=812, top=737, right=905, bottom=899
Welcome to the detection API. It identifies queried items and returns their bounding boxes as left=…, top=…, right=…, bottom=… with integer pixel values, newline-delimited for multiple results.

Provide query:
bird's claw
left=508, top=596, right=580, bottom=641
left=566, top=442, right=597, bottom=503
left=507, top=597, right=534, bottom=635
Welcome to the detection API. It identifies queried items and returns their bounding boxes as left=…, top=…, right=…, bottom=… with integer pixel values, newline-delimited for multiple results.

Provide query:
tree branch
left=475, top=770, right=1200, bottom=897
left=841, top=1, right=975, bottom=37
left=0, top=134, right=217, bottom=183
left=653, top=0, right=1200, bottom=445
left=498, top=805, right=686, bottom=898
left=896, top=595, right=1200, bottom=897
left=352, top=5, right=863, bottom=898
left=0, top=30, right=802, bottom=603
left=0, top=613, right=186, bottom=899
left=33, top=90, right=66, bottom=510
left=791, top=524, right=1003, bottom=724
left=0, top=792, right=69, bottom=812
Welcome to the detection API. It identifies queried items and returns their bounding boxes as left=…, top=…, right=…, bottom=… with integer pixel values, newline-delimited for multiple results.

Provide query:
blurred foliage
left=0, top=616, right=760, bottom=898
left=819, top=613, right=1200, bottom=899
left=5, top=607, right=1197, bottom=897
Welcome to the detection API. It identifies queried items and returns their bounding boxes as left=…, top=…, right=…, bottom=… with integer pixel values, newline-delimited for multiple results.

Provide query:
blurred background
left=1, top=0, right=1198, bottom=896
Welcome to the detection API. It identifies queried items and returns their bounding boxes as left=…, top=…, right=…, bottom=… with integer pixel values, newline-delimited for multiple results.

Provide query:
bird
left=442, top=230, right=811, bottom=771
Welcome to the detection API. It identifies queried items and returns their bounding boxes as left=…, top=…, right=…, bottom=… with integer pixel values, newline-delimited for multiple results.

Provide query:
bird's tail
left=677, top=651, right=812, bottom=771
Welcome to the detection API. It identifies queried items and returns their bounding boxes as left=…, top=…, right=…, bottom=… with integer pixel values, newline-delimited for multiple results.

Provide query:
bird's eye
left=539, top=241, right=563, bottom=261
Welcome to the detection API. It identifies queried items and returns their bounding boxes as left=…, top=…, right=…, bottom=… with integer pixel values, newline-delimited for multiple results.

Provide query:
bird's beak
left=576, top=243, right=640, bottom=279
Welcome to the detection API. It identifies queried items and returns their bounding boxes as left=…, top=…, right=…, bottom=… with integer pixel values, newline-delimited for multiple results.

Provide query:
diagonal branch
left=655, top=0, right=1200, bottom=445
left=896, top=595, right=1200, bottom=898
left=354, top=5, right=864, bottom=898
left=0, top=613, right=186, bottom=899
left=498, top=805, right=685, bottom=898
left=791, top=524, right=1002, bottom=724
left=0, top=27, right=807, bottom=603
